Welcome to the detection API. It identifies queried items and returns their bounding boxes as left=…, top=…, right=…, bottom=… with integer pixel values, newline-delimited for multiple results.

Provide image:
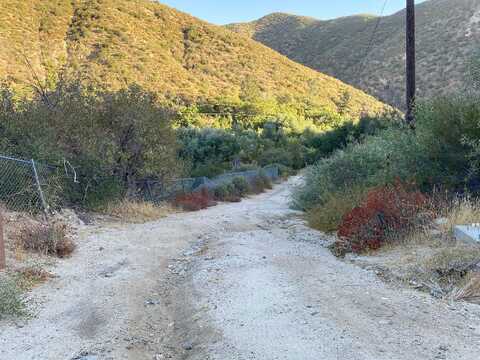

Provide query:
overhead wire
left=353, top=0, right=389, bottom=78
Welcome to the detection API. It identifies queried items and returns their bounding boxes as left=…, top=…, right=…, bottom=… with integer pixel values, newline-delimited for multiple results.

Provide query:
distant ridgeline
left=227, top=0, right=480, bottom=108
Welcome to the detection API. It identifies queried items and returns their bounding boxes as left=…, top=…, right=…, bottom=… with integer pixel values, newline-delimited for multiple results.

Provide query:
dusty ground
left=1, top=178, right=480, bottom=359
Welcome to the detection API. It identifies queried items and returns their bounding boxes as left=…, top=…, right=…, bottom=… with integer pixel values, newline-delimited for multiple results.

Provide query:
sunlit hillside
left=0, top=0, right=388, bottom=117
left=227, top=0, right=480, bottom=107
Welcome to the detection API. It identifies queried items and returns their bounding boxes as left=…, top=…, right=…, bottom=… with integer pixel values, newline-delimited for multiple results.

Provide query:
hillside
left=227, top=0, right=480, bottom=107
left=0, top=0, right=387, bottom=118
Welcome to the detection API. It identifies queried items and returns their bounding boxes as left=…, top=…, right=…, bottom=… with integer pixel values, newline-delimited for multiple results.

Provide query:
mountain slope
left=227, top=0, right=480, bottom=107
left=0, top=0, right=387, bottom=117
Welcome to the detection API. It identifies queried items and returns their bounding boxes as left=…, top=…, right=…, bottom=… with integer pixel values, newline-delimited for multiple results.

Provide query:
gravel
left=166, top=178, right=480, bottom=360
left=1, top=177, right=480, bottom=359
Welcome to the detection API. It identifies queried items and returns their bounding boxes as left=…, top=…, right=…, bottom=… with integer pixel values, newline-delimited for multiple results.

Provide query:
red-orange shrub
left=173, top=188, right=214, bottom=211
left=336, top=181, right=429, bottom=253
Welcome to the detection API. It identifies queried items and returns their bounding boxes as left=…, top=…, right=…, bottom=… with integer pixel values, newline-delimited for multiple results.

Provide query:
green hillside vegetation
left=295, top=57, right=480, bottom=251
left=0, top=0, right=394, bottom=211
left=227, top=0, right=480, bottom=107
left=0, top=0, right=387, bottom=118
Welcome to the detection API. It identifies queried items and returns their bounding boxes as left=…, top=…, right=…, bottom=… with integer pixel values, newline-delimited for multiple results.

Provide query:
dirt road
left=1, top=178, right=480, bottom=359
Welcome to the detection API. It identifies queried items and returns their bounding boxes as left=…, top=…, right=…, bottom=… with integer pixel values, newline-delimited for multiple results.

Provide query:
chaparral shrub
left=335, top=181, right=430, bottom=254
left=232, top=177, right=251, bottom=197
left=251, top=172, right=272, bottom=194
left=295, top=95, right=480, bottom=214
left=293, top=127, right=425, bottom=210
left=213, top=182, right=240, bottom=202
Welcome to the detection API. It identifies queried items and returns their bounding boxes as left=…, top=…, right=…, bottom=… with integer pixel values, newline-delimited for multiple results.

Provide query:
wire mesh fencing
left=135, top=177, right=202, bottom=203
left=0, top=156, right=49, bottom=214
left=136, top=165, right=280, bottom=204
left=0, top=152, right=281, bottom=213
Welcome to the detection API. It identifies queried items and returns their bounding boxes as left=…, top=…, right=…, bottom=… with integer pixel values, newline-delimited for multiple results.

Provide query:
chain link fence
left=0, top=153, right=280, bottom=213
left=136, top=165, right=279, bottom=204
left=0, top=156, right=50, bottom=214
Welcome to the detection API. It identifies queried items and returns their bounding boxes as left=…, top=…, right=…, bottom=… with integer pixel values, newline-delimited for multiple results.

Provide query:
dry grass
left=355, top=196, right=480, bottom=303
left=422, top=245, right=480, bottom=280
left=438, top=196, right=480, bottom=234
left=15, top=220, right=75, bottom=258
left=452, top=273, right=480, bottom=304
left=15, top=265, right=54, bottom=291
left=103, top=199, right=176, bottom=223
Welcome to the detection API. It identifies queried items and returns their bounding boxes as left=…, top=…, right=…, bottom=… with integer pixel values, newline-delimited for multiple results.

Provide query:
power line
left=354, top=0, right=389, bottom=78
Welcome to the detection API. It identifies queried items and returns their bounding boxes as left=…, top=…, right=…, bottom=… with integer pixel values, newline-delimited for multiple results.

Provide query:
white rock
left=454, top=225, right=480, bottom=244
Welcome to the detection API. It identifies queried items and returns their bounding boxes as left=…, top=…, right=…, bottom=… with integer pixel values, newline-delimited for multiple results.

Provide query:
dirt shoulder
left=1, top=178, right=480, bottom=360
left=0, top=206, right=218, bottom=359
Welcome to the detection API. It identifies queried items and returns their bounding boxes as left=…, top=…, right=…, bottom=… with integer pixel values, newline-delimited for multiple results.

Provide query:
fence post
left=0, top=211, right=5, bottom=270
left=31, top=159, right=49, bottom=220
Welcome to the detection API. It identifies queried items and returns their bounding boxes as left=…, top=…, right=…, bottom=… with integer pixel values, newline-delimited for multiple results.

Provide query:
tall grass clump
left=437, top=196, right=480, bottom=235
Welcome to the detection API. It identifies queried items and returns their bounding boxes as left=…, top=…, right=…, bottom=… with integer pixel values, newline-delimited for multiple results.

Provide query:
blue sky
left=159, top=0, right=427, bottom=25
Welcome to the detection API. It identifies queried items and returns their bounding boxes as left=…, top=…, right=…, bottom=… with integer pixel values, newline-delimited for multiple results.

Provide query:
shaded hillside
left=227, top=0, right=480, bottom=107
left=0, top=0, right=387, bottom=118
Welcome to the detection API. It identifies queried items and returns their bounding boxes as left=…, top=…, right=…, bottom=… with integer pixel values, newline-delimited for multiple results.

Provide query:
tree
left=0, top=82, right=181, bottom=202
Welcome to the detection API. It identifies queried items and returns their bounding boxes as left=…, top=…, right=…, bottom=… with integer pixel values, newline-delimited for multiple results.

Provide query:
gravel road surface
left=1, top=178, right=480, bottom=360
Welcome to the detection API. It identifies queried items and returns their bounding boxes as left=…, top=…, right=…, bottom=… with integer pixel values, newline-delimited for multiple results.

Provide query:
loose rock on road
left=1, top=178, right=480, bottom=360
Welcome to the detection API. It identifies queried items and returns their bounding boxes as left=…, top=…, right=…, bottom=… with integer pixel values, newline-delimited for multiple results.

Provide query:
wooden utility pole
left=406, top=0, right=416, bottom=128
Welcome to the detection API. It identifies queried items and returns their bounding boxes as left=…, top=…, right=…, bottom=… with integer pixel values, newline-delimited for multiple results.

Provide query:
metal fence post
left=31, top=159, right=49, bottom=219
left=0, top=211, right=5, bottom=270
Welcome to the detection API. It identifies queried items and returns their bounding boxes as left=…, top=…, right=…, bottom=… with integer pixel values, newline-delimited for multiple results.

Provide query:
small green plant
left=0, top=276, right=26, bottom=319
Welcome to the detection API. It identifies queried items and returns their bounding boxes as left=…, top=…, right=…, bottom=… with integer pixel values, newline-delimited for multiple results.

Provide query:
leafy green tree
left=0, top=83, right=180, bottom=206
